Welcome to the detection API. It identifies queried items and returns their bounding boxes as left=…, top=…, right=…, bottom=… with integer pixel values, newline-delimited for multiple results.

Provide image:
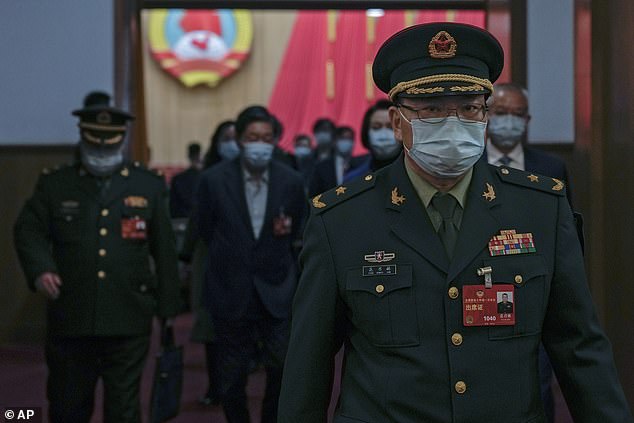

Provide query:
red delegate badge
left=121, top=217, right=147, bottom=239
left=463, top=284, right=515, bottom=326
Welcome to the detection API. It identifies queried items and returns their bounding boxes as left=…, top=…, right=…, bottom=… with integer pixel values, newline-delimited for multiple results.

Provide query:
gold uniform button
left=514, top=275, right=523, bottom=284
left=98, top=271, right=106, bottom=279
left=100, top=228, right=108, bottom=236
left=365, top=175, right=373, bottom=181
left=451, top=333, right=463, bottom=346
left=455, top=381, right=467, bottom=394
left=448, top=286, right=459, bottom=299
left=501, top=168, right=510, bottom=175
left=99, top=249, right=107, bottom=257
left=140, top=284, right=147, bottom=293
left=101, top=209, right=109, bottom=217
left=375, top=284, right=385, bottom=294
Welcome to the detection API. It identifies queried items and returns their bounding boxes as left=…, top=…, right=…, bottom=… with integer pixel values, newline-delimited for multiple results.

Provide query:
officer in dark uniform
left=279, top=23, right=633, bottom=423
left=497, top=293, right=514, bottom=313
left=14, top=104, right=181, bottom=423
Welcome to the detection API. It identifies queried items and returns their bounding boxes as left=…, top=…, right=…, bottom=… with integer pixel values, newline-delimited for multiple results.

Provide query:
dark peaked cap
left=373, top=22, right=504, bottom=100
left=72, top=105, right=134, bottom=133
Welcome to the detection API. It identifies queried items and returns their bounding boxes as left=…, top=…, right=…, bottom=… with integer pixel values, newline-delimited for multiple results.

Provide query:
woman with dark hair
left=203, top=120, right=238, bottom=169
left=344, top=99, right=401, bottom=182
left=184, top=119, right=236, bottom=407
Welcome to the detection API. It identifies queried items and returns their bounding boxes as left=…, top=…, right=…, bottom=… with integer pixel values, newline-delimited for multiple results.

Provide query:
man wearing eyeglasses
left=279, top=23, right=632, bottom=423
left=486, top=82, right=574, bottom=423
left=486, top=83, right=573, bottom=208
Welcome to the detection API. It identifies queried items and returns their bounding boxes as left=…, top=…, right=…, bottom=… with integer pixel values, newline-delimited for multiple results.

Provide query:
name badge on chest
left=462, top=284, right=515, bottom=326
left=121, top=217, right=147, bottom=239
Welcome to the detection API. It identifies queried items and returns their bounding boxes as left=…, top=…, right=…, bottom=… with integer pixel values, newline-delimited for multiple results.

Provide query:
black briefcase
left=150, top=324, right=184, bottom=423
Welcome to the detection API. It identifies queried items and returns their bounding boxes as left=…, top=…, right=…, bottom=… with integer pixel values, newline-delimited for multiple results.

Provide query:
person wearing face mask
left=292, top=133, right=316, bottom=188
left=279, top=23, right=632, bottom=423
left=485, top=83, right=572, bottom=207
left=487, top=82, right=575, bottom=423
left=312, top=118, right=337, bottom=162
left=14, top=103, right=181, bottom=423
left=308, top=126, right=368, bottom=197
left=203, top=120, right=239, bottom=168
left=195, top=105, right=306, bottom=423
left=179, top=120, right=237, bottom=408
left=344, top=99, right=402, bottom=182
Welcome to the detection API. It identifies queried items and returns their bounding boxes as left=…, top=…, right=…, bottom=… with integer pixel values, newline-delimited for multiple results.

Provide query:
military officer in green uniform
left=14, top=104, right=181, bottom=423
left=278, top=23, right=633, bottom=423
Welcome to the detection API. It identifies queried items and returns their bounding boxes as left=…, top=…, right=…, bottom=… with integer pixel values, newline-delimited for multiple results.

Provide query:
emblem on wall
left=146, top=9, right=253, bottom=88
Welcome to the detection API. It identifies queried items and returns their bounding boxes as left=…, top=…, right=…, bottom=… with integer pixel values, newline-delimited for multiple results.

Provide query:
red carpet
left=0, top=313, right=573, bottom=422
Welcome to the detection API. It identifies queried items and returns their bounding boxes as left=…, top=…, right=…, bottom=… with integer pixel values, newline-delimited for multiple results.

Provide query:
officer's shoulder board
left=311, top=173, right=377, bottom=214
left=40, top=163, right=72, bottom=176
left=495, top=166, right=566, bottom=196
left=130, top=161, right=165, bottom=179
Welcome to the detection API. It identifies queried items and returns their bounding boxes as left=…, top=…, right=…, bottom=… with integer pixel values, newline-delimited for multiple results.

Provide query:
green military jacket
left=14, top=162, right=181, bottom=337
left=279, top=156, right=633, bottom=423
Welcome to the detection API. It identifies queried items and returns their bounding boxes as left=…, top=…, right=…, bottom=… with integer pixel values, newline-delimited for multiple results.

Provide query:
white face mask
left=79, top=142, right=125, bottom=177
left=368, top=127, right=400, bottom=160
left=400, top=112, right=486, bottom=178
left=218, top=140, right=240, bottom=161
left=487, top=114, right=527, bottom=150
left=335, top=138, right=354, bottom=156
left=242, top=141, right=274, bottom=170
left=294, top=145, right=312, bottom=158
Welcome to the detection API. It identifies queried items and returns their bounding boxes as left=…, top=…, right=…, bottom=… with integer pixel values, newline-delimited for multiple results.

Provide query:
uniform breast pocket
left=52, top=210, right=83, bottom=244
left=484, top=254, right=549, bottom=340
left=345, top=265, right=419, bottom=347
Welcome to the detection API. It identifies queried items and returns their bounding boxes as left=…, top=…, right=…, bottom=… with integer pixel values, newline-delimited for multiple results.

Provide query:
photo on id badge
left=463, top=284, right=515, bottom=326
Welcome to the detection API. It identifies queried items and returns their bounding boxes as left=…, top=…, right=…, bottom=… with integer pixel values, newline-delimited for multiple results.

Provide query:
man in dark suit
left=308, top=126, right=368, bottom=197
left=485, top=82, right=572, bottom=206
left=170, top=142, right=202, bottom=218
left=279, top=23, right=632, bottom=423
left=14, top=104, right=180, bottom=423
left=196, top=106, right=306, bottom=423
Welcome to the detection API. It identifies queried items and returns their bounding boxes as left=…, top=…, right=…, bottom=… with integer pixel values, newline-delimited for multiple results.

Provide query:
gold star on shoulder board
left=335, top=186, right=347, bottom=196
left=312, top=194, right=326, bottom=209
left=482, top=182, right=496, bottom=202
left=391, top=187, right=406, bottom=205
left=527, top=174, right=539, bottom=182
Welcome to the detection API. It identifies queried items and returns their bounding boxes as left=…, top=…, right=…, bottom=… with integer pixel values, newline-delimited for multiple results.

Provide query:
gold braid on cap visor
left=388, top=73, right=493, bottom=100
left=78, top=122, right=127, bottom=132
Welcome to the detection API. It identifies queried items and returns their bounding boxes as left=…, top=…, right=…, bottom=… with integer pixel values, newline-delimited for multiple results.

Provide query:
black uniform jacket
left=14, top=163, right=181, bottom=337
left=279, top=156, right=633, bottom=423
left=196, top=159, right=307, bottom=322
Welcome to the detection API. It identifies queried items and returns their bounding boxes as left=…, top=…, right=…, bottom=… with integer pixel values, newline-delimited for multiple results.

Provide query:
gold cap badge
left=429, top=31, right=457, bottom=59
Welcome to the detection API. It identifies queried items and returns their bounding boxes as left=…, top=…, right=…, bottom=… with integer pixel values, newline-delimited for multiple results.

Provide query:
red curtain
left=267, top=11, right=330, bottom=152
left=268, top=10, right=486, bottom=154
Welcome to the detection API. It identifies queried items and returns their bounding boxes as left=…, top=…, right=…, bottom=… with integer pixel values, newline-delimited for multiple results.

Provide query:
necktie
left=499, top=155, right=512, bottom=166
left=431, top=193, right=459, bottom=259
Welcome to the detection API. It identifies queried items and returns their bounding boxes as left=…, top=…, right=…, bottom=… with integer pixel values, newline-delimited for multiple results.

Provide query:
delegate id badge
left=121, top=217, right=147, bottom=239
left=462, top=284, right=515, bottom=326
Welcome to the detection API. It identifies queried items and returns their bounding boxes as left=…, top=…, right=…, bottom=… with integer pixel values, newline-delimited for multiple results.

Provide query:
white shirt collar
left=486, top=141, right=525, bottom=171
